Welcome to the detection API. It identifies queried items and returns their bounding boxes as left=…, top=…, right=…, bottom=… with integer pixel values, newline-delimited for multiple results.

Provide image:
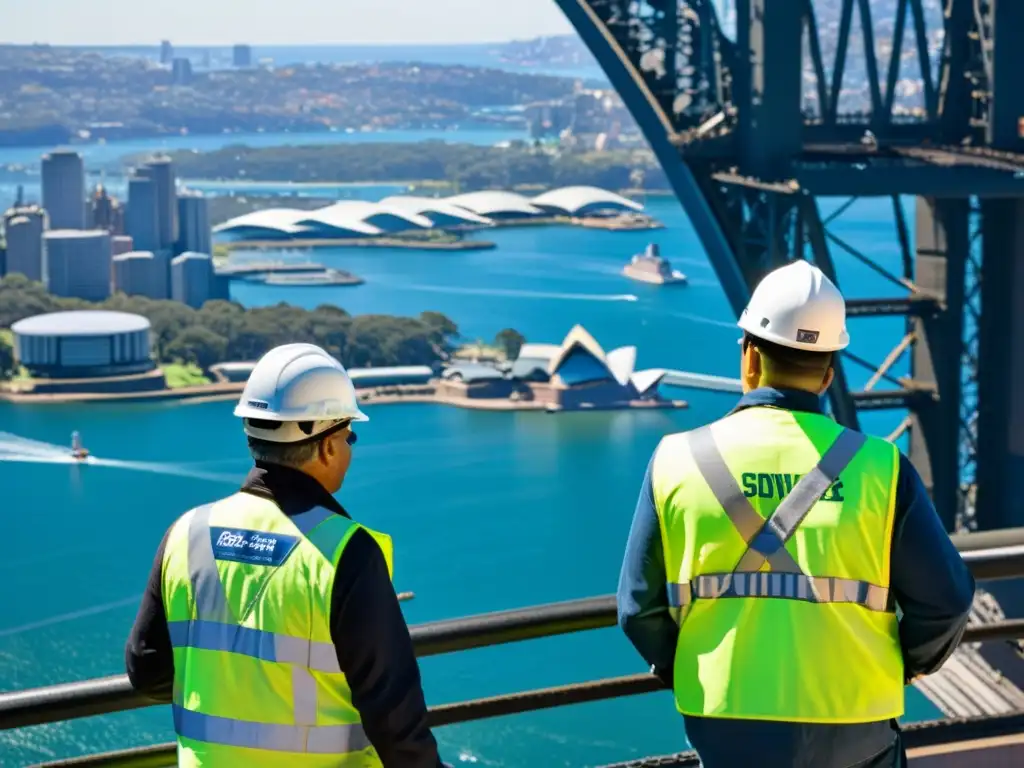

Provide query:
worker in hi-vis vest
left=126, top=343, right=445, bottom=767
left=617, top=261, right=976, bottom=768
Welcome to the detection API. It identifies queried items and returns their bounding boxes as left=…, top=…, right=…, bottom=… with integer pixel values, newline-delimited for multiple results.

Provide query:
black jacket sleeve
left=331, top=529, right=442, bottom=767
left=125, top=525, right=175, bottom=702
left=890, top=453, right=976, bottom=680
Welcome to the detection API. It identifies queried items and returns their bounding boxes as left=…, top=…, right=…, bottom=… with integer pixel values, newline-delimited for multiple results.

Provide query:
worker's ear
left=318, top=435, right=334, bottom=464
left=818, top=365, right=835, bottom=395
left=741, top=341, right=762, bottom=392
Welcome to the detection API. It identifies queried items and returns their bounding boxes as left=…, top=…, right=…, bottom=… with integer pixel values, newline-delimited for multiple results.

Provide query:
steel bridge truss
left=555, top=0, right=1024, bottom=531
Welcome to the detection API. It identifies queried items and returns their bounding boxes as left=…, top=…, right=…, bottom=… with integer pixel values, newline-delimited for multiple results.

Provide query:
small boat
left=71, top=431, right=90, bottom=461
left=622, top=243, right=688, bottom=285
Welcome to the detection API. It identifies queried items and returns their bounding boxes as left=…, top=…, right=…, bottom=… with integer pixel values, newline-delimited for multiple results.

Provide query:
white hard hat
left=234, top=343, right=368, bottom=444
left=737, top=260, right=849, bottom=352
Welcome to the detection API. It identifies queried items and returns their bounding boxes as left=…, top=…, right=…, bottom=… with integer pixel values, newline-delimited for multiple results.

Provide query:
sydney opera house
left=213, top=186, right=644, bottom=242
left=437, top=325, right=678, bottom=411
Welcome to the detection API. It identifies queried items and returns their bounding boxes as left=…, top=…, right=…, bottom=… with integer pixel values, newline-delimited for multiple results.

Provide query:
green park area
left=0, top=274, right=524, bottom=389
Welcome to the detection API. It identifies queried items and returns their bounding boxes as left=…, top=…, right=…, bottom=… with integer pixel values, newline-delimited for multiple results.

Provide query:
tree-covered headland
left=0, top=274, right=485, bottom=380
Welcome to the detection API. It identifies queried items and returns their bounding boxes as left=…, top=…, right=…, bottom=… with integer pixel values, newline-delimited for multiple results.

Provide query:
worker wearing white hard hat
left=126, top=343, right=446, bottom=767
left=617, top=260, right=974, bottom=768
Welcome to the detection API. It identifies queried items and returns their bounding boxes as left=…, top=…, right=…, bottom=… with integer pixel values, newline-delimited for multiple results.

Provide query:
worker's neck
left=297, top=462, right=342, bottom=496
left=756, top=376, right=825, bottom=396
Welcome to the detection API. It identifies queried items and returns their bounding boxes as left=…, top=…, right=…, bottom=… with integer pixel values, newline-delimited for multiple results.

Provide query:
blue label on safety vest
left=210, top=527, right=299, bottom=567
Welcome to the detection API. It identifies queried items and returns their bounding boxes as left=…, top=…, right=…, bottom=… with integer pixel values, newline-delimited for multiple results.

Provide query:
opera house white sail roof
left=511, top=325, right=666, bottom=394
left=213, top=187, right=646, bottom=241
left=530, top=186, right=644, bottom=216
left=379, top=196, right=495, bottom=226
left=443, top=190, right=545, bottom=217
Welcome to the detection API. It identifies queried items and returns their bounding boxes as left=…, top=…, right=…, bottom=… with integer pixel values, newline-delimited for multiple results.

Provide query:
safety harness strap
left=672, top=426, right=887, bottom=613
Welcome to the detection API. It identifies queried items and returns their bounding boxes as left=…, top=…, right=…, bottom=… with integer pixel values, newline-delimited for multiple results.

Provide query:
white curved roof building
left=509, top=325, right=667, bottom=396
left=296, top=201, right=432, bottom=235
left=379, top=196, right=495, bottom=227
left=531, top=186, right=644, bottom=217
left=444, top=191, right=544, bottom=219
left=213, top=208, right=311, bottom=239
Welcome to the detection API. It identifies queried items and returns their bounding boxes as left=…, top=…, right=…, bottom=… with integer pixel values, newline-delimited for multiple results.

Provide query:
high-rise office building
left=233, top=44, right=252, bottom=68
left=176, top=192, right=211, bottom=255
left=41, top=150, right=86, bottom=230
left=3, top=206, right=48, bottom=281
left=44, top=230, right=112, bottom=301
left=171, top=58, right=193, bottom=85
left=90, top=185, right=124, bottom=234
left=125, top=175, right=160, bottom=253
left=171, top=252, right=213, bottom=309
left=113, top=251, right=168, bottom=299
left=111, top=235, right=134, bottom=257
left=138, top=157, right=177, bottom=250
left=160, top=40, right=173, bottom=65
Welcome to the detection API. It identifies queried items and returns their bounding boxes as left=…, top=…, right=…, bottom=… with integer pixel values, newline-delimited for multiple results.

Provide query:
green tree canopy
left=0, top=274, right=461, bottom=372
left=494, top=328, right=526, bottom=360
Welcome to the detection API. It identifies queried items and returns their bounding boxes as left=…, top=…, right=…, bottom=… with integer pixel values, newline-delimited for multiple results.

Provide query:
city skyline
left=4, top=0, right=573, bottom=46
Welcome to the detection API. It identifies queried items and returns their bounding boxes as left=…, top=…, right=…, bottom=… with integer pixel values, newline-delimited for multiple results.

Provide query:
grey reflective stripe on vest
left=173, top=705, right=372, bottom=754
left=167, top=619, right=342, bottom=673
left=671, top=426, right=890, bottom=613
left=668, top=573, right=890, bottom=612
left=188, top=504, right=236, bottom=624
left=172, top=503, right=366, bottom=753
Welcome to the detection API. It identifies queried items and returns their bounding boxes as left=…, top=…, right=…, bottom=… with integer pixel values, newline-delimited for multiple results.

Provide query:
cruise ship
left=622, top=243, right=688, bottom=285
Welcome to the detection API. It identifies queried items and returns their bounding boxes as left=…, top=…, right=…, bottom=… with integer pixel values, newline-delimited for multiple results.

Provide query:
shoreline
left=0, top=380, right=688, bottom=413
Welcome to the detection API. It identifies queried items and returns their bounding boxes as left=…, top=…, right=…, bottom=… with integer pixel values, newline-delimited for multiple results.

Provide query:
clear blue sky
left=6, top=0, right=574, bottom=46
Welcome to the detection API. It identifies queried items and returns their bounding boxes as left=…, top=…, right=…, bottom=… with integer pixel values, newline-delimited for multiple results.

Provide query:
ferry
left=70, top=430, right=90, bottom=461
left=261, top=269, right=364, bottom=287
left=622, top=243, right=688, bottom=285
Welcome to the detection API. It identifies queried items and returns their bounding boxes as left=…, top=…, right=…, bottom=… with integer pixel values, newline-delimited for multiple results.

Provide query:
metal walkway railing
left=3, top=531, right=1024, bottom=767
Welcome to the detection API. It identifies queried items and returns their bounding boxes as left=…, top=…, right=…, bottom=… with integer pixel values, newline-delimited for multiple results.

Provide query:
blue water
left=0, top=196, right=941, bottom=766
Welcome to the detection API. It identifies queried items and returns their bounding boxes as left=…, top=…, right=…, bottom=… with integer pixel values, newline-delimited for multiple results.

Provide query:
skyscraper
left=90, top=185, right=124, bottom=234
left=160, top=40, right=173, bottom=65
left=113, top=251, right=168, bottom=299
left=111, top=235, right=134, bottom=257
left=3, top=206, right=47, bottom=281
left=44, top=230, right=112, bottom=301
left=233, top=44, right=252, bottom=68
left=125, top=175, right=160, bottom=253
left=171, top=58, right=193, bottom=85
left=138, top=156, right=177, bottom=250
left=171, top=252, right=213, bottom=309
left=41, top=150, right=86, bottom=230
left=176, top=192, right=211, bottom=255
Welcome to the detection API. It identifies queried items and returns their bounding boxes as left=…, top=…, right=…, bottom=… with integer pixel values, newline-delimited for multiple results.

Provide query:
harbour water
left=0, top=196, right=942, bottom=766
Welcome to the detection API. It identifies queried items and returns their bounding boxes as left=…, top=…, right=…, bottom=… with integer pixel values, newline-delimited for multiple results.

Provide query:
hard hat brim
left=737, top=318, right=850, bottom=352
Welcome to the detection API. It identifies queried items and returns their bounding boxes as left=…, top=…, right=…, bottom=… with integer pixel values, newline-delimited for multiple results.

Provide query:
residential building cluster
left=1, top=149, right=220, bottom=309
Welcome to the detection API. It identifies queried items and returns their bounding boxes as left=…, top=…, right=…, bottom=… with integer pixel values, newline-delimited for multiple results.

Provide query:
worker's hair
left=743, top=333, right=834, bottom=378
left=246, top=419, right=321, bottom=468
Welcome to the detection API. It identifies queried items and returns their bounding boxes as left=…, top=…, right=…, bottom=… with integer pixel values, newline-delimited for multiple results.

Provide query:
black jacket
left=125, top=461, right=442, bottom=766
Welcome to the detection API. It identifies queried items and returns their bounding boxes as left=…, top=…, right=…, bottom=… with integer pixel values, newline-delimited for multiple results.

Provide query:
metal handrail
left=3, top=536, right=1024, bottom=765
left=23, top=615, right=1024, bottom=768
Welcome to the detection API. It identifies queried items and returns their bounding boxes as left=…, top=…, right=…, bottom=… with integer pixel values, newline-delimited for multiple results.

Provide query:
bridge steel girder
left=555, top=0, right=1024, bottom=531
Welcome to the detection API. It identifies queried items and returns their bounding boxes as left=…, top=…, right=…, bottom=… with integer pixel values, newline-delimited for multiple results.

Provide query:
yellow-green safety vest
left=161, top=491, right=394, bottom=767
left=651, top=405, right=903, bottom=724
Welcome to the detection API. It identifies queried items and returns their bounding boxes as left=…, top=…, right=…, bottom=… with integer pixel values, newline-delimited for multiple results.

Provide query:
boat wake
left=662, top=310, right=739, bottom=330
left=0, top=432, right=238, bottom=484
left=0, top=595, right=141, bottom=638
left=392, top=282, right=638, bottom=302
